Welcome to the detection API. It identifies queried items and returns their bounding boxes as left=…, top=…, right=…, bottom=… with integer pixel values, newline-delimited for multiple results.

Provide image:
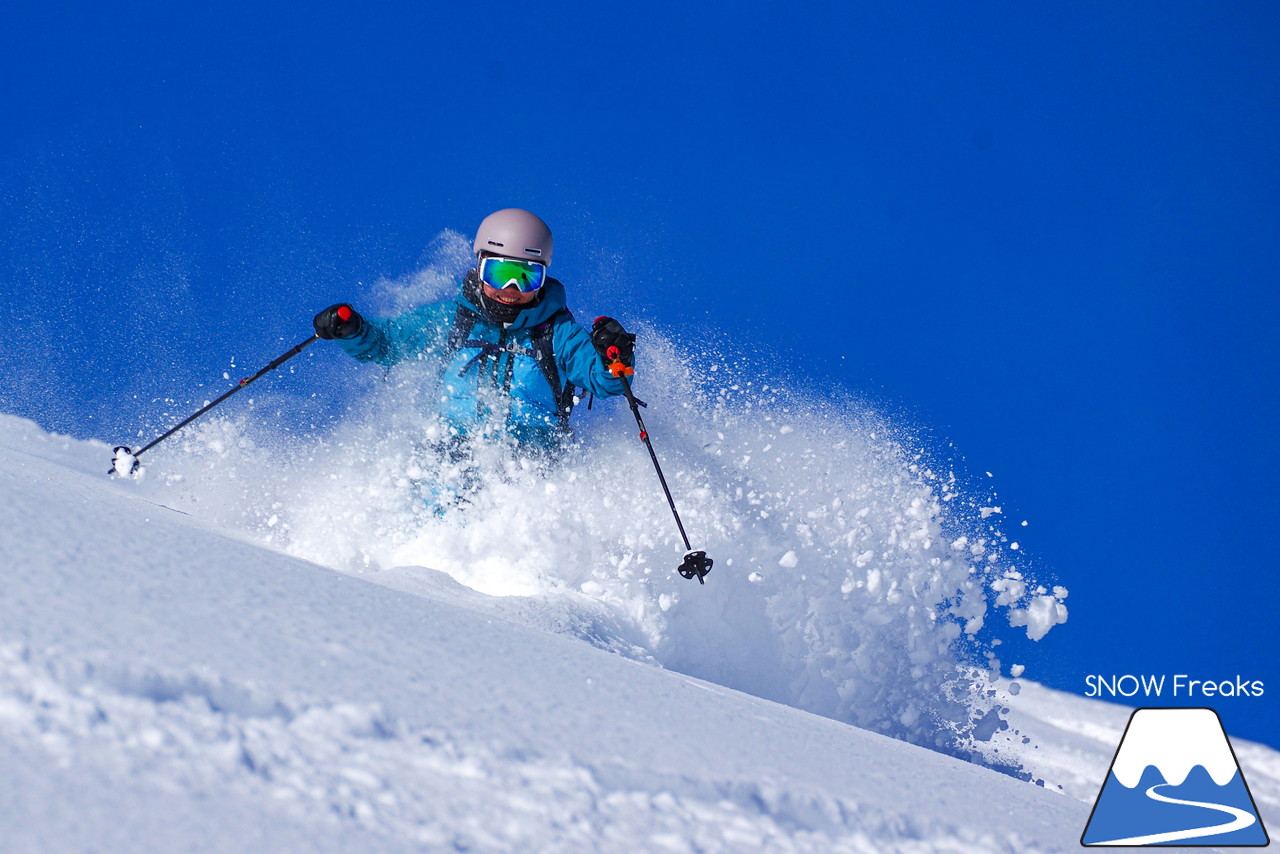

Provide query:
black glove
left=313, top=303, right=364, bottom=339
left=592, top=316, right=636, bottom=367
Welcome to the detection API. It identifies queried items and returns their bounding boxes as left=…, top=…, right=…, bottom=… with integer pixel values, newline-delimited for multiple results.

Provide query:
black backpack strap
left=529, top=310, right=576, bottom=430
left=446, top=304, right=480, bottom=356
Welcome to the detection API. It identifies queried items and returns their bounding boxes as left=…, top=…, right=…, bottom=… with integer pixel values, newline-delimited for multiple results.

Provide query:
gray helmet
left=473, top=208, right=553, bottom=266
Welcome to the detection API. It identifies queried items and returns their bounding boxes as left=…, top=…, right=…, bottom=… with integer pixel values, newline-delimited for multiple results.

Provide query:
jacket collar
left=459, top=271, right=567, bottom=330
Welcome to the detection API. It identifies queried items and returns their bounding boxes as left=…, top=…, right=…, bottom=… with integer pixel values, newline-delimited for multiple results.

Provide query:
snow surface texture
left=4, top=415, right=1277, bottom=853
left=97, top=255, right=1072, bottom=765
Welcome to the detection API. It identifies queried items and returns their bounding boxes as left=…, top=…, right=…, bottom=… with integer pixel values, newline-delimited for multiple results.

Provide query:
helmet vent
left=524, top=247, right=543, bottom=256
left=486, top=240, right=505, bottom=248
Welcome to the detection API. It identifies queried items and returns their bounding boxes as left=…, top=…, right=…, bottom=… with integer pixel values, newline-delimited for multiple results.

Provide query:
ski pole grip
left=606, top=345, right=636, bottom=377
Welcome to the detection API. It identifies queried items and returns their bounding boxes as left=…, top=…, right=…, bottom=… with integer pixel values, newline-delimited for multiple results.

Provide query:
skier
left=312, top=208, right=636, bottom=486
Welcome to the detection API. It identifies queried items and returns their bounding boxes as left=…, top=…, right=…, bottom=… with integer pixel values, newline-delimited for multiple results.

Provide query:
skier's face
left=481, top=281, right=540, bottom=306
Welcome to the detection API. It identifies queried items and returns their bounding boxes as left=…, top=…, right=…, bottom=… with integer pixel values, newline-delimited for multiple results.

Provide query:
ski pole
left=111, top=334, right=319, bottom=476
left=606, top=347, right=714, bottom=584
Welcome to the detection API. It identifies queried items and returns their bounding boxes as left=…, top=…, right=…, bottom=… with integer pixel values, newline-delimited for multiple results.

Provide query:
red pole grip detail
left=606, top=345, right=619, bottom=359
left=337, top=305, right=353, bottom=322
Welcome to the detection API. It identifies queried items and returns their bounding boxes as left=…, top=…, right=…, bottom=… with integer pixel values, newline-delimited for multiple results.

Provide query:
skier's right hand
left=313, top=303, right=364, bottom=339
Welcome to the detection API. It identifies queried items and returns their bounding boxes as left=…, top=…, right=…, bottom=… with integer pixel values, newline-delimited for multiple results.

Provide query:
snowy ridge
left=2, top=414, right=1277, bottom=851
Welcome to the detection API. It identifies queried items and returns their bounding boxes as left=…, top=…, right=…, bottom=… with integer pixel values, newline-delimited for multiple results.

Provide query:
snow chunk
left=991, top=575, right=1025, bottom=607
left=1007, top=594, right=1068, bottom=641
left=971, top=707, right=1009, bottom=742
left=778, top=550, right=799, bottom=568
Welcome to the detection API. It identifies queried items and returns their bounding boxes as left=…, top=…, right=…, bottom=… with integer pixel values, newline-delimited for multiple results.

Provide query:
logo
left=1082, top=708, right=1270, bottom=847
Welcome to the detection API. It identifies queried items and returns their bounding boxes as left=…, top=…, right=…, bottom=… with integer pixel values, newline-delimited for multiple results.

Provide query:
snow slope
left=3, top=417, right=1277, bottom=851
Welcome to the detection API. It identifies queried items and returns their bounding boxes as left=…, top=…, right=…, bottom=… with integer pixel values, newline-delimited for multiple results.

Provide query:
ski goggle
left=479, top=256, right=548, bottom=293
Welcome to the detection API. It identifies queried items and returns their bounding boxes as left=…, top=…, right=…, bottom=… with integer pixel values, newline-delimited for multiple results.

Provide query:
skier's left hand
left=592, top=316, right=636, bottom=368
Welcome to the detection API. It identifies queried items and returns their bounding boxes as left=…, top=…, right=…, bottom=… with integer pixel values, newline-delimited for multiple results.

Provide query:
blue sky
left=3, top=3, right=1278, bottom=746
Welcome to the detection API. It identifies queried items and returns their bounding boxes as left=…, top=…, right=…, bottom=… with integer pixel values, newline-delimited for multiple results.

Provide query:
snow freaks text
left=1085, top=674, right=1265, bottom=700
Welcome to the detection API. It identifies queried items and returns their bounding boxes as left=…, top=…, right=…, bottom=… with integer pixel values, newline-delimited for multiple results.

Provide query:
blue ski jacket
left=336, top=275, right=626, bottom=448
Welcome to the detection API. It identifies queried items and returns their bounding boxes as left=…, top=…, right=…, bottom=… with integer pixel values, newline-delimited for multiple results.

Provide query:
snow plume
left=366, top=229, right=473, bottom=316
left=113, top=283, right=1065, bottom=772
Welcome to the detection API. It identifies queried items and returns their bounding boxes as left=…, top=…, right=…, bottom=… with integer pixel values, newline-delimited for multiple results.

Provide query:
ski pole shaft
left=115, top=335, right=318, bottom=468
left=616, top=371, right=692, bottom=551
left=608, top=354, right=713, bottom=583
